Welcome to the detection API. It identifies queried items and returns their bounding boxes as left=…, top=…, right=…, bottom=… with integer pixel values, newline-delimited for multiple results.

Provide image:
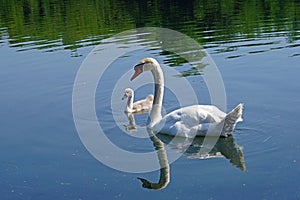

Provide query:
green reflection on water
left=0, top=0, right=136, bottom=51
left=0, top=0, right=299, bottom=63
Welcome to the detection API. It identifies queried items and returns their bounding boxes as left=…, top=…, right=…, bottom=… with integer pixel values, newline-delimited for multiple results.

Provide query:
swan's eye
left=135, top=62, right=144, bottom=67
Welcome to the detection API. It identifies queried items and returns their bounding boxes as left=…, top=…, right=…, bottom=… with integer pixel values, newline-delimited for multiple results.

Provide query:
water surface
left=1, top=0, right=300, bottom=199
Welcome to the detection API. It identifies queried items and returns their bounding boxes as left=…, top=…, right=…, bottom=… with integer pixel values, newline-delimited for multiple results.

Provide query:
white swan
left=130, top=57, right=243, bottom=138
left=122, top=88, right=154, bottom=113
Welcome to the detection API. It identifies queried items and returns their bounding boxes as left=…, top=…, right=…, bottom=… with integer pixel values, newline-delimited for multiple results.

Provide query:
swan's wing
left=132, top=98, right=152, bottom=111
left=133, top=99, right=146, bottom=106
left=171, top=105, right=226, bottom=124
left=152, top=105, right=226, bottom=137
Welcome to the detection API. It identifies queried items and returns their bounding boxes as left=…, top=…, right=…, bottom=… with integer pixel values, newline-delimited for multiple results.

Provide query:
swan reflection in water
left=123, top=110, right=151, bottom=132
left=124, top=112, right=246, bottom=190
left=138, top=128, right=170, bottom=190
left=123, top=112, right=137, bottom=132
left=157, top=134, right=246, bottom=172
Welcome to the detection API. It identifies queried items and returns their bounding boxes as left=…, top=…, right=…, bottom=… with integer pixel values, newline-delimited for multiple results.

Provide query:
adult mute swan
left=122, top=88, right=154, bottom=113
left=130, top=58, right=243, bottom=138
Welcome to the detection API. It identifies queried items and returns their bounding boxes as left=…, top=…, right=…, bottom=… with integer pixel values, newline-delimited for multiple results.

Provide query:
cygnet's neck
left=126, top=94, right=134, bottom=112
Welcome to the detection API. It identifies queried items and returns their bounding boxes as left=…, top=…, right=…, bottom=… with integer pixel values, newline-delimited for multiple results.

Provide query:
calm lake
left=1, top=0, right=300, bottom=199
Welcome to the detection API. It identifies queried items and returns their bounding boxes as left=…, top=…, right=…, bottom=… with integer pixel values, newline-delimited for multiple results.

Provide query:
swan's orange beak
left=130, top=64, right=143, bottom=81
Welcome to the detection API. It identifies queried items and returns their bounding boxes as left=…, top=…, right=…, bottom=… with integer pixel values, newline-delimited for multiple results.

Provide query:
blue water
left=1, top=1, right=300, bottom=199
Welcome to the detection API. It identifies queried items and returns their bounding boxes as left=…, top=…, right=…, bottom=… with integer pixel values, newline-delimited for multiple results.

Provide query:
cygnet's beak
left=121, top=93, right=127, bottom=100
left=130, top=63, right=143, bottom=81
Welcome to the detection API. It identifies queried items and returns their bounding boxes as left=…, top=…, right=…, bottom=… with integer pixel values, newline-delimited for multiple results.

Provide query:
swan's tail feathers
left=221, top=103, right=243, bottom=136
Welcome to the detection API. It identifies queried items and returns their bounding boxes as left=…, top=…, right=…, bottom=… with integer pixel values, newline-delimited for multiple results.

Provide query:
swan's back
left=152, top=105, right=226, bottom=137
left=166, top=105, right=226, bottom=124
left=182, top=105, right=225, bottom=123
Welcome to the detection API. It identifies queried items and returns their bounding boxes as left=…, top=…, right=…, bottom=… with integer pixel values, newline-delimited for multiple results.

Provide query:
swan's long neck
left=149, top=65, right=164, bottom=127
left=126, top=93, right=134, bottom=111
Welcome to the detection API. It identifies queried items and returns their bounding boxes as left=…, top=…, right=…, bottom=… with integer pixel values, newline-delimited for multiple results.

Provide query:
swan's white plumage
left=131, top=58, right=243, bottom=137
left=152, top=104, right=243, bottom=137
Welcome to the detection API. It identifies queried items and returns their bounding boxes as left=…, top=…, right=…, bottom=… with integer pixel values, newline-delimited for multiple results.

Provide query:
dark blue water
left=1, top=1, right=300, bottom=199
